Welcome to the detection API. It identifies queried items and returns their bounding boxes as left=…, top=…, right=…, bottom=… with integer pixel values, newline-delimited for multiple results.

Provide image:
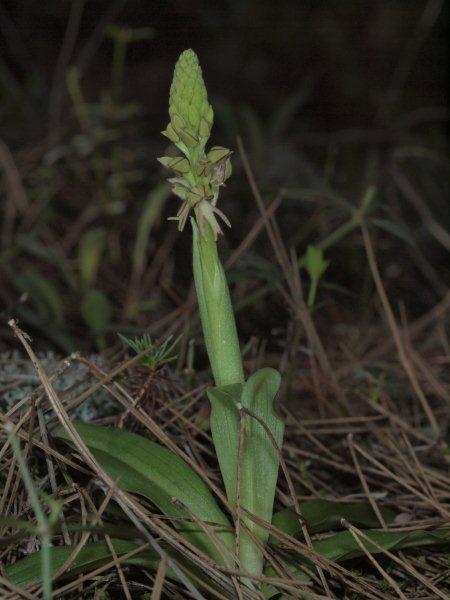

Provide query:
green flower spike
left=158, top=49, right=232, bottom=239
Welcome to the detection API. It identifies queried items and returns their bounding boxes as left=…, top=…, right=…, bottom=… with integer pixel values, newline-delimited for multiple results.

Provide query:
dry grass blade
left=361, top=224, right=440, bottom=434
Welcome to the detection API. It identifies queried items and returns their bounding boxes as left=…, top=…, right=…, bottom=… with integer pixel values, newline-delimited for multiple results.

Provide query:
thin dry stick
left=104, top=534, right=133, bottom=600
left=352, top=439, right=450, bottom=517
left=237, top=404, right=333, bottom=598
left=37, top=407, right=71, bottom=545
left=0, top=454, right=16, bottom=519
left=237, top=135, right=347, bottom=410
left=361, top=223, right=439, bottom=434
left=364, top=291, right=450, bottom=363
left=75, top=355, right=232, bottom=511
left=105, top=490, right=229, bottom=600
left=342, top=521, right=407, bottom=600
left=2, top=359, right=72, bottom=421
left=0, top=416, right=91, bottom=475
left=225, top=190, right=284, bottom=270
left=150, top=555, right=168, bottom=600
left=400, top=432, right=440, bottom=505
left=343, top=521, right=449, bottom=599
left=0, top=574, right=37, bottom=600
left=25, top=484, right=117, bottom=598
left=8, top=320, right=207, bottom=600
left=347, top=433, right=388, bottom=529
left=50, top=543, right=152, bottom=599
left=171, top=498, right=245, bottom=600
left=394, top=169, right=450, bottom=252
left=236, top=137, right=291, bottom=281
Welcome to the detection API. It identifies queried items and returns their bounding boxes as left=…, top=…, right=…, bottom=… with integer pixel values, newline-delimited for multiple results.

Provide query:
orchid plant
left=158, top=48, right=284, bottom=579
left=7, top=50, right=444, bottom=600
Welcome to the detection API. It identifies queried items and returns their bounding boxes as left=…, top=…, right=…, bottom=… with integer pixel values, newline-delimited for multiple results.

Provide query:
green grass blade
left=55, top=422, right=233, bottom=564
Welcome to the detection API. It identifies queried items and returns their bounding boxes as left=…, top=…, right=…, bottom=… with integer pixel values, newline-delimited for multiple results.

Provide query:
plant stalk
left=192, top=220, right=244, bottom=387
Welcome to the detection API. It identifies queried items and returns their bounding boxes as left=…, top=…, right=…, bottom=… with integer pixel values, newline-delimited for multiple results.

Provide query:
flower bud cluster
left=158, top=49, right=232, bottom=238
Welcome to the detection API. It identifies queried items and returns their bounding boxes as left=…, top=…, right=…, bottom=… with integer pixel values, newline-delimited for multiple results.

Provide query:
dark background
left=0, top=0, right=448, bottom=353
left=1, top=1, right=448, bottom=137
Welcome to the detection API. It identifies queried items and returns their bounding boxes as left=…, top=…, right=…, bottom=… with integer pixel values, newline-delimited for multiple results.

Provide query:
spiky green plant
left=118, top=332, right=178, bottom=370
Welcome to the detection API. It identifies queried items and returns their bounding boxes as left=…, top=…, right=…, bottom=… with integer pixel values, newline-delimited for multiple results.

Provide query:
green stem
left=307, top=277, right=319, bottom=309
left=192, top=220, right=244, bottom=387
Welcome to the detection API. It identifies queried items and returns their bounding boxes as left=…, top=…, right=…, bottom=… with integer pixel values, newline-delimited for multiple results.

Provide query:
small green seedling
left=300, top=244, right=329, bottom=309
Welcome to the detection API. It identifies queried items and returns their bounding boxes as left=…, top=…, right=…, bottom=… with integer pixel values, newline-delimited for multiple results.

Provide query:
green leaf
left=239, top=369, right=284, bottom=575
left=157, top=156, right=190, bottom=173
left=301, top=245, right=329, bottom=282
left=262, top=528, right=450, bottom=599
left=81, top=289, right=113, bottom=333
left=208, top=368, right=284, bottom=576
left=207, top=382, right=242, bottom=504
left=271, top=500, right=397, bottom=543
left=55, top=423, right=233, bottom=564
left=300, top=245, right=329, bottom=308
left=312, top=527, right=449, bottom=563
left=14, top=268, right=64, bottom=325
left=78, top=228, right=107, bottom=289
left=5, top=539, right=158, bottom=587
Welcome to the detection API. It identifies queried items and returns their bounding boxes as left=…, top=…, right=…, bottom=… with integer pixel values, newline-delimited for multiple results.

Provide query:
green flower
left=159, top=50, right=232, bottom=239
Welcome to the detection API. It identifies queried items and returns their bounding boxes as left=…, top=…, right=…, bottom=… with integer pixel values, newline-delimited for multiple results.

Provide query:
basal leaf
left=271, top=500, right=397, bottom=542
left=5, top=539, right=157, bottom=587
left=55, top=422, right=233, bottom=564
left=312, top=527, right=449, bottom=563
left=208, top=368, right=284, bottom=576
left=207, top=382, right=242, bottom=505
left=262, top=527, right=450, bottom=599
